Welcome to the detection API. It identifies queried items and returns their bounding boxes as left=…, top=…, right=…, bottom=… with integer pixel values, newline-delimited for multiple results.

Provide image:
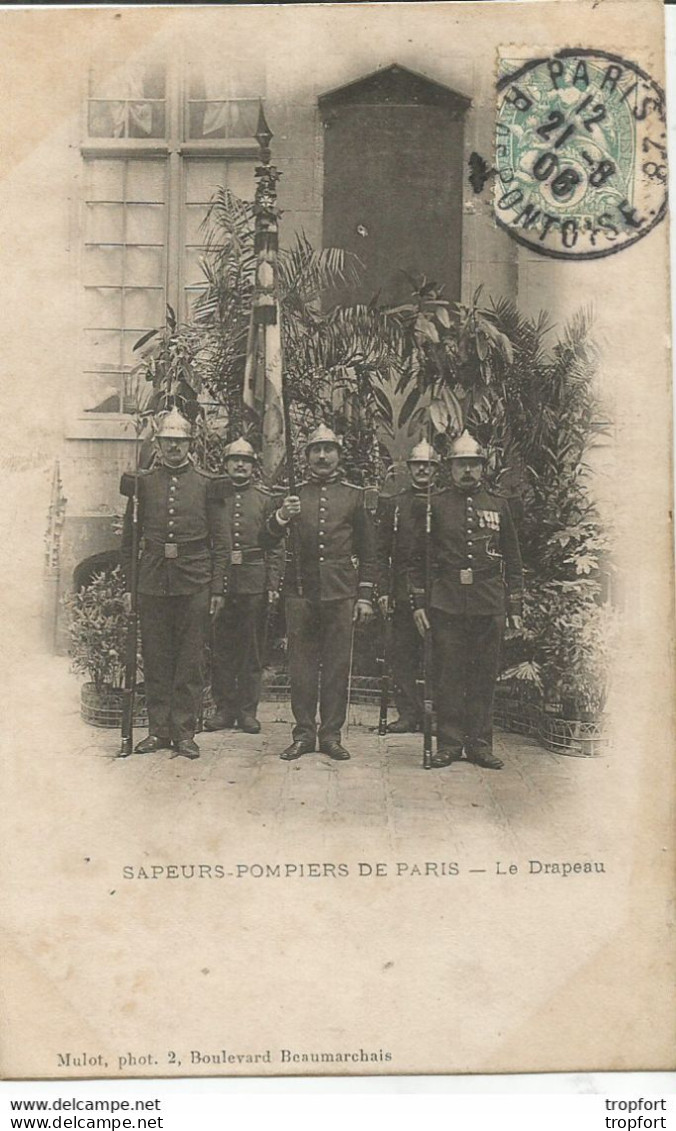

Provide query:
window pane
left=85, top=287, right=123, bottom=327
left=88, top=60, right=166, bottom=139
left=84, top=329, right=124, bottom=369
left=125, top=245, right=164, bottom=286
left=225, top=159, right=256, bottom=200
left=88, top=101, right=124, bottom=139
left=124, top=287, right=164, bottom=327
left=184, top=285, right=209, bottom=318
left=85, top=160, right=124, bottom=202
left=126, top=161, right=166, bottom=203
left=185, top=159, right=255, bottom=207
left=89, top=60, right=166, bottom=100
left=123, top=330, right=151, bottom=369
left=85, top=202, right=124, bottom=244
left=185, top=59, right=263, bottom=140
left=185, top=159, right=229, bottom=205
left=126, top=203, right=165, bottom=244
left=184, top=203, right=209, bottom=246
left=184, top=247, right=209, bottom=288
left=83, top=245, right=124, bottom=286
left=187, top=98, right=259, bottom=140
left=82, top=372, right=122, bottom=414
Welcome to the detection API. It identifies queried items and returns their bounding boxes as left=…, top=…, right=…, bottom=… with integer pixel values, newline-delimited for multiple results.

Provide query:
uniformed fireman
left=205, top=437, right=292, bottom=735
left=268, top=424, right=377, bottom=762
left=120, top=408, right=228, bottom=759
left=411, top=430, right=523, bottom=770
left=376, top=440, right=441, bottom=733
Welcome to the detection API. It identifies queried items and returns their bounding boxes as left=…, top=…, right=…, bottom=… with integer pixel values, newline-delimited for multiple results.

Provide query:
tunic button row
left=169, top=508, right=175, bottom=515
left=168, top=520, right=175, bottom=527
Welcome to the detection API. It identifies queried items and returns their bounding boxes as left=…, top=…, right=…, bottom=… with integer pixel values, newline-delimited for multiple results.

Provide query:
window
left=87, top=60, right=166, bottom=139
left=81, top=56, right=260, bottom=413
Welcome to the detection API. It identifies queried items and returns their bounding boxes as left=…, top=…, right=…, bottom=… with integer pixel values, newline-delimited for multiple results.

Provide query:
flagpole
left=247, top=103, right=303, bottom=596
left=245, top=104, right=286, bottom=483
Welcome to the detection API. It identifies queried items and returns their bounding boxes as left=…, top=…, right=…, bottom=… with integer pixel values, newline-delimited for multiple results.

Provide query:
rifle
left=377, top=504, right=398, bottom=737
left=119, top=427, right=142, bottom=757
left=422, top=463, right=434, bottom=770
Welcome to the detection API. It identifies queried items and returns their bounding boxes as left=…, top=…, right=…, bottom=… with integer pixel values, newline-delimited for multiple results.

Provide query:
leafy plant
left=390, top=279, right=514, bottom=445
left=492, top=306, right=613, bottom=718
left=64, top=566, right=141, bottom=691
left=132, top=304, right=209, bottom=423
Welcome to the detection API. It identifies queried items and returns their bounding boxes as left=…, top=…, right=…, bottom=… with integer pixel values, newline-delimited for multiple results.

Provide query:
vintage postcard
left=1, top=0, right=674, bottom=1080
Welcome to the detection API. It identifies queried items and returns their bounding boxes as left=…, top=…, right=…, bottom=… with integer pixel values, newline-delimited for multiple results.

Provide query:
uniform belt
left=285, top=553, right=355, bottom=565
left=445, top=565, right=501, bottom=583
left=230, top=547, right=265, bottom=564
left=144, top=537, right=208, bottom=554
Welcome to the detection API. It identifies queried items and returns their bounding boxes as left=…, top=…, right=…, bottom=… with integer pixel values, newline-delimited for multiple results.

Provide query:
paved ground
left=21, top=656, right=616, bottom=861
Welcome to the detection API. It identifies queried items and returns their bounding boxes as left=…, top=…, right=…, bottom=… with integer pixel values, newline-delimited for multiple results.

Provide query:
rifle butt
left=119, top=689, right=135, bottom=757
left=119, top=611, right=138, bottom=756
left=422, top=702, right=434, bottom=769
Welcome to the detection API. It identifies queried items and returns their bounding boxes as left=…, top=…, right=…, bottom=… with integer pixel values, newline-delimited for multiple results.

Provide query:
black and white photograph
left=1, top=0, right=673, bottom=1081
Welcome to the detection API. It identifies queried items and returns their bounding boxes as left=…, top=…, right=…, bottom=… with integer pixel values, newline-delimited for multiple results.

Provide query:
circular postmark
left=494, top=49, right=667, bottom=259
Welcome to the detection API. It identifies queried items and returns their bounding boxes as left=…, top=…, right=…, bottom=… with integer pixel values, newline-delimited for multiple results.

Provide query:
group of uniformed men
left=120, top=407, right=523, bottom=769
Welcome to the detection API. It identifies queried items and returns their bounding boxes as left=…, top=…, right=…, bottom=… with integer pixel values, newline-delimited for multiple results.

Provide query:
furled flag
left=243, top=105, right=286, bottom=485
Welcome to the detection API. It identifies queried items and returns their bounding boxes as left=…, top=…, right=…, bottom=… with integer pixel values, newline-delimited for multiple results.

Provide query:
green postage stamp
left=494, top=48, right=667, bottom=259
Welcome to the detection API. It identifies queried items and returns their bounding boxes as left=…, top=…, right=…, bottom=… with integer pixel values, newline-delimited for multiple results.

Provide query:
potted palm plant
left=64, top=565, right=146, bottom=728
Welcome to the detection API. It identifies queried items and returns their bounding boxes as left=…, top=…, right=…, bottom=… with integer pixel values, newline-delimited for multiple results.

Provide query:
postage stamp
left=494, top=49, right=667, bottom=259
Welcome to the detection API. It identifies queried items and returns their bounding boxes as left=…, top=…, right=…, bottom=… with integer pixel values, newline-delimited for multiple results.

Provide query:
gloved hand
left=210, top=596, right=225, bottom=617
left=353, top=600, right=374, bottom=624
left=279, top=495, right=301, bottom=522
left=413, top=608, right=430, bottom=638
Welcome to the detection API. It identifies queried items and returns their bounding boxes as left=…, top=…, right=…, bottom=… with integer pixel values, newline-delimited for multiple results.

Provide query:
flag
left=243, top=148, right=286, bottom=484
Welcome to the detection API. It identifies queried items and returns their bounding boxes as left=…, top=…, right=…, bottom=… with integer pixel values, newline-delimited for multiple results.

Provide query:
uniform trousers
left=286, top=597, right=354, bottom=746
left=138, top=588, right=210, bottom=742
left=390, top=604, right=423, bottom=723
left=430, top=609, right=504, bottom=755
left=210, top=593, right=267, bottom=720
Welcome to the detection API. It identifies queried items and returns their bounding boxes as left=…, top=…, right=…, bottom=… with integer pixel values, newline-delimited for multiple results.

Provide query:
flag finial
left=255, top=101, right=273, bottom=162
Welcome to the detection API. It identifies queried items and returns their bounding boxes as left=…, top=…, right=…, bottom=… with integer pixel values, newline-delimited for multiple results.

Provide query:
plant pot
left=80, top=682, right=148, bottom=729
left=493, top=694, right=541, bottom=736
left=538, top=714, right=609, bottom=758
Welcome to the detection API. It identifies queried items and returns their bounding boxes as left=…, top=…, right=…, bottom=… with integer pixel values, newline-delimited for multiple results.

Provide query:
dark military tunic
left=120, top=460, right=229, bottom=743
left=411, top=483, right=523, bottom=757
left=210, top=480, right=285, bottom=722
left=269, top=474, right=377, bottom=747
left=376, top=486, right=436, bottom=726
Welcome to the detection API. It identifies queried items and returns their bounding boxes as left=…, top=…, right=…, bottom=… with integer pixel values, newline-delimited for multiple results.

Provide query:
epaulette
left=119, top=469, right=153, bottom=497
left=193, top=466, right=222, bottom=479
left=205, top=475, right=229, bottom=501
